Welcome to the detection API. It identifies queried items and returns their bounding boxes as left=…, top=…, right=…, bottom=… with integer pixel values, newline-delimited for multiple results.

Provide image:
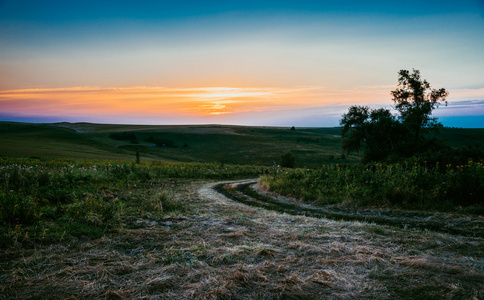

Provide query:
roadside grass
left=216, top=181, right=484, bottom=237
left=0, top=157, right=268, bottom=246
left=1, top=181, right=482, bottom=299
left=259, top=160, right=484, bottom=212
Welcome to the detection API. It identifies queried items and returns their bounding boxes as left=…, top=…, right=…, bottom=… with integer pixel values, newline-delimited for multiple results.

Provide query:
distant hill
left=1, top=121, right=483, bottom=167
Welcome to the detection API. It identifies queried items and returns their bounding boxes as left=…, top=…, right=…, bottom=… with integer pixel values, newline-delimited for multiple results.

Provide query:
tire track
left=213, top=179, right=484, bottom=238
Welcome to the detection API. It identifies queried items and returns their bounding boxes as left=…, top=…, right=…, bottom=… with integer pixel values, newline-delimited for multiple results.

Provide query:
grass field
left=1, top=158, right=483, bottom=299
left=0, top=121, right=361, bottom=166
left=1, top=121, right=483, bottom=298
left=0, top=122, right=139, bottom=161
left=259, top=160, right=484, bottom=212
left=2, top=121, right=483, bottom=168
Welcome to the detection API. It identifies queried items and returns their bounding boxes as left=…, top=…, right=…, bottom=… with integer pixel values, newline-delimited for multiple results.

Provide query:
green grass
left=0, top=157, right=268, bottom=246
left=2, top=122, right=483, bottom=167
left=0, top=122, right=141, bottom=161
left=81, top=123, right=359, bottom=167
left=1, top=122, right=483, bottom=299
left=259, top=160, right=484, bottom=212
left=437, top=128, right=484, bottom=149
left=0, top=122, right=360, bottom=166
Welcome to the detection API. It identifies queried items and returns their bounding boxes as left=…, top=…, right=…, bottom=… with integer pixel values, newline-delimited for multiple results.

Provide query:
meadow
left=1, top=157, right=482, bottom=299
left=2, top=121, right=483, bottom=167
left=0, top=121, right=372, bottom=166
left=0, top=157, right=268, bottom=246
left=1, top=121, right=484, bottom=298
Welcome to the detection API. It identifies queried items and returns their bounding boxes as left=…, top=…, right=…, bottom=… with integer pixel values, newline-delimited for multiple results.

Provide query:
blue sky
left=0, top=0, right=483, bottom=127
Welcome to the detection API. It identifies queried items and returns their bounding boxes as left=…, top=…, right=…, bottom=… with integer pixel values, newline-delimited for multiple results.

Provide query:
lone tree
left=340, top=69, right=448, bottom=162
left=391, top=69, right=448, bottom=146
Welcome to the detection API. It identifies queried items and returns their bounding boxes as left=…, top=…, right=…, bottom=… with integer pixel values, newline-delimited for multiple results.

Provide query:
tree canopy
left=391, top=69, right=448, bottom=143
left=340, top=69, right=448, bottom=162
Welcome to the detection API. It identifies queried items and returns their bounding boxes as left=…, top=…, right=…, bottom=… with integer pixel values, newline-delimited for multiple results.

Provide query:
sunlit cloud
left=1, top=85, right=483, bottom=126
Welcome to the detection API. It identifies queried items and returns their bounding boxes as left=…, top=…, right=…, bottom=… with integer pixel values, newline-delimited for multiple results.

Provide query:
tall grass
left=260, top=160, right=484, bottom=212
left=0, top=157, right=267, bottom=246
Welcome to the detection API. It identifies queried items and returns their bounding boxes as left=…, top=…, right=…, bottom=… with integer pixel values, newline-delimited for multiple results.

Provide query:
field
left=2, top=121, right=483, bottom=168
left=1, top=122, right=484, bottom=299
left=0, top=121, right=370, bottom=166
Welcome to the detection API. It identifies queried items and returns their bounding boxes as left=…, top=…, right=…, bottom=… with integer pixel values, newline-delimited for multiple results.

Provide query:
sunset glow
left=1, top=1, right=483, bottom=127
left=0, top=85, right=393, bottom=117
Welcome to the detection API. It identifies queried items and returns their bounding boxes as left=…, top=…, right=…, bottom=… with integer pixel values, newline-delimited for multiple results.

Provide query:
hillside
left=1, top=121, right=483, bottom=167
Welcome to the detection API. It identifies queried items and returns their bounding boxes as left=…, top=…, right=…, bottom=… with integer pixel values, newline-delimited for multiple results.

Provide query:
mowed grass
left=2, top=176, right=483, bottom=299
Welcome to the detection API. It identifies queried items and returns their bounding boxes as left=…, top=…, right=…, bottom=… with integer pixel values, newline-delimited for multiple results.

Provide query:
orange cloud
left=0, top=85, right=410, bottom=120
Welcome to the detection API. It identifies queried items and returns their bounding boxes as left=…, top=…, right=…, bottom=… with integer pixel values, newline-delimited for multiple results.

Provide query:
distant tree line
left=109, top=132, right=138, bottom=144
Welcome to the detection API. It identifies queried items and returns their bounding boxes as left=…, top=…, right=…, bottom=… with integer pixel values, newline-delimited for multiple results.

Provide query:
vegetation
left=2, top=168, right=483, bottom=299
left=0, top=122, right=483, bottom=298
left=109, top=131, right=138, bottom=143
left=279, top=151, right=296, bottom=168
left=260, top=159, right=484, bottom=212
left=2, top=121, right=483, bottom=168
left=0, top=157, right=268, bottom=246
left=341, top=69, right=449, bottom=162
left=0, top=122, right=359, bottom=166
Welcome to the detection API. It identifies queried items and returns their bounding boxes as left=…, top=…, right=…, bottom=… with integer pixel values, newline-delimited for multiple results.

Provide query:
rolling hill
left=1, top=121, right=483, bottom=167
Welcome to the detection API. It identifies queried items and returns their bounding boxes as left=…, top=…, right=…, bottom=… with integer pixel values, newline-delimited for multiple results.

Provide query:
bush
left=280, top=151, right=296, bottom=168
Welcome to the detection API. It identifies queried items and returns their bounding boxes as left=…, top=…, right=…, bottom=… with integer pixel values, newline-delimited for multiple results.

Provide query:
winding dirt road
left=210, top=178, right=484, bottom=238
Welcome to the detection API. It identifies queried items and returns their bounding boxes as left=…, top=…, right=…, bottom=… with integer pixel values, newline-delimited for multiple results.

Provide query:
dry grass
left=1, top=180, right=483, bottom=299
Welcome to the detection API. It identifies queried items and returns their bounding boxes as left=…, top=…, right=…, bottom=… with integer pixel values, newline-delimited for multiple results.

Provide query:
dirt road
left=214, top=179, right=484, bottom=238
left=1, top=179, right=483, bottom=299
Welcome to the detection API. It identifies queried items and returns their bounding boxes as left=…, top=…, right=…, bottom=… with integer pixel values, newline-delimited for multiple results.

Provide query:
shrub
left=280, top=151, right=296, bottom=168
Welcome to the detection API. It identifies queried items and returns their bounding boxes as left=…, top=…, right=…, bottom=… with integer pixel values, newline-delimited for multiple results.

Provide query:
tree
left=340, top=69, right=447, bottom=162
left=341, top=106, right=404, bottom=162
left=391, top=69, right=448, bottom=145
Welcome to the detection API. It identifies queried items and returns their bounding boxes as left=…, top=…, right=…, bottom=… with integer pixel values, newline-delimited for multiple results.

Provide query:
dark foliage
left=109, top=132, right=137, bottom=143
left=341, top=69, right=449, bottom=162
left=280, top=151, right=296, bottom=168
left=146, top=135, right=176, bottom=147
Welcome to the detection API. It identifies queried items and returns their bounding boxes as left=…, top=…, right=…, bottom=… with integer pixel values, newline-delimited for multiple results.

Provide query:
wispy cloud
left=1, top=86, right=483, bottom=127
left=0, top=85, right=384, bottom=117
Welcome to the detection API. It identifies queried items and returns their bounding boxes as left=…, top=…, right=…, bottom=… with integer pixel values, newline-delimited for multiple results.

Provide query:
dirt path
left=1, top=179, right=483, bottom=299
left=214, top=179, right=484, bottom=238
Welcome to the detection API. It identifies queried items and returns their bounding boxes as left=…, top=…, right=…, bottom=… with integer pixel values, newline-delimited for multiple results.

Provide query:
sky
left=1, top=0, right=483, bottom=127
